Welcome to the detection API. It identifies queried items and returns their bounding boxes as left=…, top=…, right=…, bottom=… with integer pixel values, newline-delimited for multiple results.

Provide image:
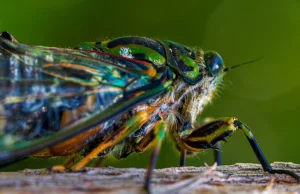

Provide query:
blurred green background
left=1, top=0, right=300, bottom=170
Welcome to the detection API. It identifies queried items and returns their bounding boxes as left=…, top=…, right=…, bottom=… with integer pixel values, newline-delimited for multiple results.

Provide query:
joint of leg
left=233, top=119, right=243, bottom=128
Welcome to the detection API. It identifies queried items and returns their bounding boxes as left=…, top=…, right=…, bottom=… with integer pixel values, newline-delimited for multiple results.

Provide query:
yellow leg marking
left=144, top=121, right=167, bottom=191
left=51, top=165, right=66, bottom=172
left=72, top=111, right=150, bottom=171
left=51, top=155, right=77, bottom=172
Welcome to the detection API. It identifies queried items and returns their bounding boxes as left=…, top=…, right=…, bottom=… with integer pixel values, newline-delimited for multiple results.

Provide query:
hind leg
left=176, top=117, right=299, bottom=182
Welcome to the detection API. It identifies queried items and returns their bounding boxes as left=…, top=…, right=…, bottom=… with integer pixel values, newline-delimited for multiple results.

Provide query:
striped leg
left=179, top=117, right=300, bottom=182
left=234, top=120, right=299, bottom=182
left=144, top=121, right=167, bottom=192
left=179, top=117, right=222, bottom=167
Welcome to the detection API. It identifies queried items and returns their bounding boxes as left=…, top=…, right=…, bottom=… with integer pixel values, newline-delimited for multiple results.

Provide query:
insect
left=0, top=31, right=299, bottom=192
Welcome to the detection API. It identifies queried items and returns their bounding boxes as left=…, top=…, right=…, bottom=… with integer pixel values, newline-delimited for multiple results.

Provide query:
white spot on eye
left=212, top=64, right=219, bottom=71
left=120, top=47, right=133, bottom=58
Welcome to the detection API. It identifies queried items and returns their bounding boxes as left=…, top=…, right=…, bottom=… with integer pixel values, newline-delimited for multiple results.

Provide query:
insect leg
left=51, top=155, right=77, bottom=171
left=214, top=142, right=222, bottom=165
left=92, top=157, right=105, bottom=167
left=144, top=121, right=167, bottom=192
left=180, top=117, right=300, bottom=182
left=63, top=156, right=76, bottom=168
left=177, top=122, right=193, bottom=167
left=134, top=126, right=157, bottom=153
left=178, top=117, right=222, bottom=166
left=179, top=149, right=186, bottom=167
left=234, top=120, right=300, bottom=182
left=179, top=142, right=221, bottom=167
left=72, top=111, right=150, bottom=171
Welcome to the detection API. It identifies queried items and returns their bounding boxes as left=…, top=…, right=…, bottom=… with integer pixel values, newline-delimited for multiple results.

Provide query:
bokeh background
left=1, top=0, right=300, bottom=170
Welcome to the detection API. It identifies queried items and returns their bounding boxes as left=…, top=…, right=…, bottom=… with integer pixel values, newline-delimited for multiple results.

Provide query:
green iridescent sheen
left=100, top=41, right=166, bottom=66
left=179, top=53, right=200, bottom=81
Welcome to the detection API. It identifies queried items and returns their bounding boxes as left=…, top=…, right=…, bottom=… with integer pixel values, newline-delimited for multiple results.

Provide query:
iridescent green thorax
left=160, top=40, right=205, bottom=85
left=76, top=37, right=167, bottom=67
left=76, top=37, right=210, bottom=86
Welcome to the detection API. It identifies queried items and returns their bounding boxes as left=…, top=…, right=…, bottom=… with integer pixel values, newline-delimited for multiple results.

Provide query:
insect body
left=0, top=31, right=298, bottom=191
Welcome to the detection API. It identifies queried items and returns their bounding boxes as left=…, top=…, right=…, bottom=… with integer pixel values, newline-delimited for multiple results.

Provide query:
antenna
left=223, top=56, right=264, bottom=72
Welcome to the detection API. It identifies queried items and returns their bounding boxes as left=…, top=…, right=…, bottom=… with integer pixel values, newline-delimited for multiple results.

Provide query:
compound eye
left=204, top=51, right=223, bottom=76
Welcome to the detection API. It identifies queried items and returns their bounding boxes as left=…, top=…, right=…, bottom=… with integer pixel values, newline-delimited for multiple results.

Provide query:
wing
left=0, top=38, right=171, bottom=165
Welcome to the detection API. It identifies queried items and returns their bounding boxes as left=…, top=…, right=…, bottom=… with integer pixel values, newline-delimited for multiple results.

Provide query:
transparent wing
left=0, top=38, right=170, bottom=164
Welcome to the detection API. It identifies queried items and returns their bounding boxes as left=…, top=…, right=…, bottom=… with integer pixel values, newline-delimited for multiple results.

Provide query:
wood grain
left=0, top=162, right=299, bottom=194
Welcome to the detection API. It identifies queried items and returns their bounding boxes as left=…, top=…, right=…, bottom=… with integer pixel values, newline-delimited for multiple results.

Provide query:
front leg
left=179, top=117, right=222, bottom=166
left=179, top=117, right=300, bottom=182
left=234, top=120, right=299, bottom=181
left=179, top=139, right=222, bottom=166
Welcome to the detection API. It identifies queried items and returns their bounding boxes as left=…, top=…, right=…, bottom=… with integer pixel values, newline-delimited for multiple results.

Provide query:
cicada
left=0, top=31, right=298, bottom=191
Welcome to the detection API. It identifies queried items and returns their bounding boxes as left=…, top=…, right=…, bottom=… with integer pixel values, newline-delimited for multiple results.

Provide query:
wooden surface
left=0, top=162, right=300, bottom=194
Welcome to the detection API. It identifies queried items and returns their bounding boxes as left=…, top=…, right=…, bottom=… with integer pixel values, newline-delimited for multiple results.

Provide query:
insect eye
left=204, top=51, right=223, bottom=76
